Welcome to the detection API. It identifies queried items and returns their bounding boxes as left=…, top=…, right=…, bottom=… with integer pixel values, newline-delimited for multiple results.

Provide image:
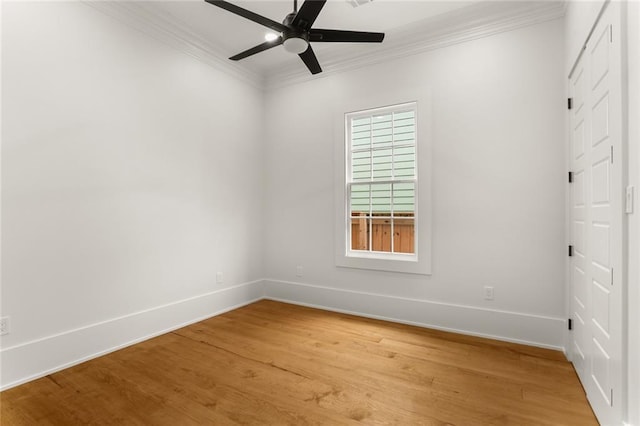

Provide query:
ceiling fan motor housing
left=282, top=12, right=309, bottom=54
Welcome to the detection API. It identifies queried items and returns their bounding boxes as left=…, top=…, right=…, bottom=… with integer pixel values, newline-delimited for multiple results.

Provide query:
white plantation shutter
left=347, top=103, right=417, bottom=255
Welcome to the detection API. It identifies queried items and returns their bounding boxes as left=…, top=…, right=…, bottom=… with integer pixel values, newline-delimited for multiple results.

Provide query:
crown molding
left=264, top=1, right=566, bottom=90
left=81, top=1, right=264, bottom=90
left=81, top=1, right=564, bottom=92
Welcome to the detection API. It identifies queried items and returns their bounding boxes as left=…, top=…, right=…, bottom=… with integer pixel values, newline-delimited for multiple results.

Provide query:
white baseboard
left=0, top=280, right=264, bottom=391
left=1, top=278, right=567, bottom=391
left=264, top=279, right=565, bottom=351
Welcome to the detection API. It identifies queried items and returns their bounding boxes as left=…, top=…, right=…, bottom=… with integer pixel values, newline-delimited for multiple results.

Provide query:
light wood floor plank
left=1, top=300, right=597, bottom=425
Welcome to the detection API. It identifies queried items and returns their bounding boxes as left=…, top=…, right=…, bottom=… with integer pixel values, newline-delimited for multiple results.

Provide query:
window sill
left=336, top=252, right=430, bottom=275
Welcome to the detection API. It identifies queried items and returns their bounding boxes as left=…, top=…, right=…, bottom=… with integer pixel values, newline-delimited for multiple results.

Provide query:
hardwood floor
left=1, top=300, right=598, bottom=425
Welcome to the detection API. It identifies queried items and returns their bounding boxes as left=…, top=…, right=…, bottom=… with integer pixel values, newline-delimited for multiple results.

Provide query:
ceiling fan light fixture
left=283, top=37, right=309, bottom=54
left=264, top=32, right=279, bottom=42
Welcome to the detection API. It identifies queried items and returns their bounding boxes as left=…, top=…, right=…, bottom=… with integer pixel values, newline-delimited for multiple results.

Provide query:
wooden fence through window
left=351, top=213, right=415, bottom=254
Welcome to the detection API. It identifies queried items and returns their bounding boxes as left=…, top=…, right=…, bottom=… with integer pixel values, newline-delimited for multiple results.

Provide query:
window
left=334, top=97, right=431, bottom=275
left=347, top=103, right=417, bottom=258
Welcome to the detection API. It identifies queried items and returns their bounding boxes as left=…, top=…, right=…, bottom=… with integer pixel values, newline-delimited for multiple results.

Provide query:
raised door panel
left=583, top=11, right=621, bottom=424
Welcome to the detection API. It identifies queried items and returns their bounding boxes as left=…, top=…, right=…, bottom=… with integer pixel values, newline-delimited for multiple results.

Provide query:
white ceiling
left=137, top=1, right=478, bottom=74
left=102, top=0, right=565, bottom=85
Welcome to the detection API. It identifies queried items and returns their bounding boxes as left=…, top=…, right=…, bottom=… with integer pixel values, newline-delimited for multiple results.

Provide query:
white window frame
left=334, top=96, right=432, bottom=275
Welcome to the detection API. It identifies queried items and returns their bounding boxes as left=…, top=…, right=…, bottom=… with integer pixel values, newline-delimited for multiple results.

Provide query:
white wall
left=1, top=1, right=264, bottom=388
left=263, top=19, right=566, bottom=348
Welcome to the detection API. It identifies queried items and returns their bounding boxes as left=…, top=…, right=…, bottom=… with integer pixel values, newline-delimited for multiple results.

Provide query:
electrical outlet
left=483, top=286, right=494, bottom=301
left=216, top=272, right=223, bottom=284
left=0, top=317, right=10, bottom=336
left=296, top=265, right=304, bottom=277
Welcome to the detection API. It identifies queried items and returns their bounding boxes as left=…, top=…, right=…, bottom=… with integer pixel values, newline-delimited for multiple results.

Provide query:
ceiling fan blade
left=309, top=29, right=385, bottom=43
left=229, top=38, right=283, bottom=61
left=299, top=46, right=322, bottom=75
left=205, top=0, right=287, bottom=33
left=292, top=0, right=326, bottom=30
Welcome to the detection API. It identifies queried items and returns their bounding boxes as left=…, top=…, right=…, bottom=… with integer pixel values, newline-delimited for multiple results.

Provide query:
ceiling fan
left=204, top=0, right=385, bottom=75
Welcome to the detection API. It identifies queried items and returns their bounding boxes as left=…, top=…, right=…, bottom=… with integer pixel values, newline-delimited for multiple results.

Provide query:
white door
left=569, top=2, right=623, bottom=425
